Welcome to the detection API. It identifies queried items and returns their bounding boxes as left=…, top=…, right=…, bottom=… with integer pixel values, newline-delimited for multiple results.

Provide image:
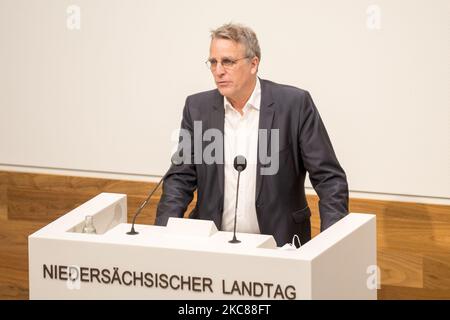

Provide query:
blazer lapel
left=210, top=91, right=225, bottom=197
left=256, top=79, right=275, bottom=202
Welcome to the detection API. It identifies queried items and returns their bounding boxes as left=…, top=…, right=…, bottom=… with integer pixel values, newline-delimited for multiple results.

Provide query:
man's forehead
left=209, top=38, right=245, bottom=56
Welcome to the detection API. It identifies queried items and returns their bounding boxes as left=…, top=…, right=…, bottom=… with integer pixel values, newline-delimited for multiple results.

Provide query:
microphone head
left=233, top=155, right=247, bottom=172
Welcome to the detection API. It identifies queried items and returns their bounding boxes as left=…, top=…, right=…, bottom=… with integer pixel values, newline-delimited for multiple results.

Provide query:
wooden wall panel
left=0, top=170, right=449, bottom=300
left=349, top=197, right=450, bottom=291
left=8, top=188, right=94, bottom=221
left=379, top=285, right=450, bottom=300
left=0, top=219, right=47, bottom=299
left=423, top=253, right=450, bottom=290
left=0, top=172, right=7, bottom=220
left=377, top=249, right=423, bottom=288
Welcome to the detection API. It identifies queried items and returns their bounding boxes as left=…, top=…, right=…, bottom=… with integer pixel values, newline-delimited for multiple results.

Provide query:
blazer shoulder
left=186, top=88, right=221, bottom=107
left=261, top=79, right=311, bottom=104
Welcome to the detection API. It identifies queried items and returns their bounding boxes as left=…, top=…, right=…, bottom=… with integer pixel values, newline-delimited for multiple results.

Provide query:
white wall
left=0, top=0, right=449, bottom=200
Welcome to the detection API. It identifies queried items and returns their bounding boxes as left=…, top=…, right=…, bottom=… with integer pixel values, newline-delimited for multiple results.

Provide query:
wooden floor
left=1, top=170, right=449, bottom=299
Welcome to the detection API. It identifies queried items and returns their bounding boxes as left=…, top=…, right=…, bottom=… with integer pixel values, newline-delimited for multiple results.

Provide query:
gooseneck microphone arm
left=126, top=178, right=165, bottom=235
left=127, top=155, right=183, bottom=235
left=229, top=155, right=247, bottom=244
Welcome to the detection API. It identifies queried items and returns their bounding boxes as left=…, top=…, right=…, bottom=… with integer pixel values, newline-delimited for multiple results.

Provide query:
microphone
left=126, top=154, right=183, bottom=235
left=229, top=155, right=247, bottom=244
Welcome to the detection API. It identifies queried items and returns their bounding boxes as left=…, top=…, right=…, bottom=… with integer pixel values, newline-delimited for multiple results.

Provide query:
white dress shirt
left=221, top=78, right=261, bottom=234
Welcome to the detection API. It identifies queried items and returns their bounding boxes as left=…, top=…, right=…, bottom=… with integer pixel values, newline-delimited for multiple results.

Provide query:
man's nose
left=214, top=62, right=226, bottom=75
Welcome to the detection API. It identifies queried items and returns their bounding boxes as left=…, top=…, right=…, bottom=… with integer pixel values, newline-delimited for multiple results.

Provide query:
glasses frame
left=205, top=56, right=250, bottom=71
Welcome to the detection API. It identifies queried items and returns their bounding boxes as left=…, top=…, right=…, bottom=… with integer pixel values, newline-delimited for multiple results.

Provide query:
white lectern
left=28, top=193, right=377, bottom=300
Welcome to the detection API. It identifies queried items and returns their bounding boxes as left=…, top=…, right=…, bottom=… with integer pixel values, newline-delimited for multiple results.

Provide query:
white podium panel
left=28, top=193, right=377, bottom=300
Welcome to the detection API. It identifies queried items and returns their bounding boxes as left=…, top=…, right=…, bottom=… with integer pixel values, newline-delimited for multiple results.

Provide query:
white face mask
left=279, top=234, right=301, bottom=251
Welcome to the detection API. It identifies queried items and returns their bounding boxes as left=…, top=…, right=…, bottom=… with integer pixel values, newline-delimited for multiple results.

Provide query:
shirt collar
left=224, top=77, right=261, bottom=112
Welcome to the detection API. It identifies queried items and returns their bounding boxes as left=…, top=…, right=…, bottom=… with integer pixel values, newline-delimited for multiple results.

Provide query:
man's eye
left=222, top=59, right=233, bottom=66
left=209, top=60, right=218, bottom=65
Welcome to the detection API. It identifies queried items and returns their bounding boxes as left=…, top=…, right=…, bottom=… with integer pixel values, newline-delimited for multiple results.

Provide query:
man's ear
left=251, top=56, right=260, bottom=74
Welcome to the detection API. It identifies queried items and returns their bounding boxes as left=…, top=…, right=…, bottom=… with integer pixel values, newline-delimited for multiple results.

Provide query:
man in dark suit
left=155, top=23, right=348, bottom=246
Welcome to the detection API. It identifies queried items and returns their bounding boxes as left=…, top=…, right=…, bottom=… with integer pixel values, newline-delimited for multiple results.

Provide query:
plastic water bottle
left=82, top=215, right=97, bottom=234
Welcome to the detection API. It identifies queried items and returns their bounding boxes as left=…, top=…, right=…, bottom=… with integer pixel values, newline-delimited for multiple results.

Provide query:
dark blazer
left=155, top=78, right=349, bottom=246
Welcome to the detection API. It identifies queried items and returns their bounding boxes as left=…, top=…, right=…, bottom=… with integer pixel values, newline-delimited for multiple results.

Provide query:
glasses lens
left=222, top=59, right=233, bottom=68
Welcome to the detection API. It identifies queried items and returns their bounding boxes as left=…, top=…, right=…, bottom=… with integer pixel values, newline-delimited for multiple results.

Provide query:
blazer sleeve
left=298, top=91, right=349, bottom=231
left=155, top=97, right=197, bottom=226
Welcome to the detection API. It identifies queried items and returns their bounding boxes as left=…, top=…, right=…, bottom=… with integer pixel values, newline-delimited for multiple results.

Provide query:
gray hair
left=210, top=23, right=261, bottom=61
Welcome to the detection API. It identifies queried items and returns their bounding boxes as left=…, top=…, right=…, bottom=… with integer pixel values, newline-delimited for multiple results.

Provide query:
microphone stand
left=126, top=178, right=164, bottom=235
left=229, top=170, right=242, bottom=244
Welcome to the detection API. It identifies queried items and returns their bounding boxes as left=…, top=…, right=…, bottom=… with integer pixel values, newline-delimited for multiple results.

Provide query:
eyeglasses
left=205, top=57, right=249, bottom=70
